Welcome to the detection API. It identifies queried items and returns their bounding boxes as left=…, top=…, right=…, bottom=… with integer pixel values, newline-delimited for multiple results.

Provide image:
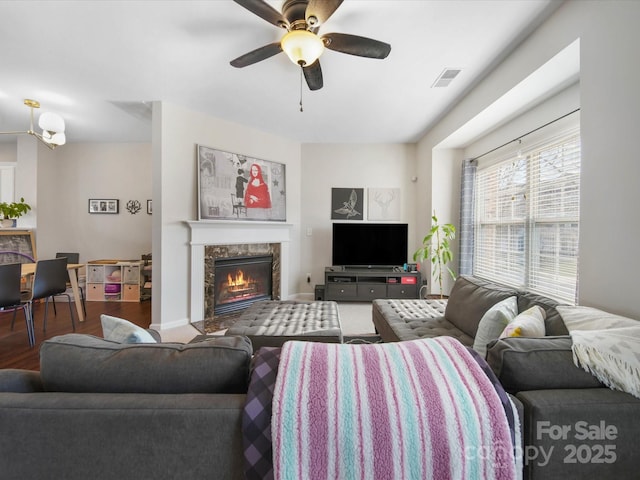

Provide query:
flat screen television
left=332, top=223, right=408, bottom=268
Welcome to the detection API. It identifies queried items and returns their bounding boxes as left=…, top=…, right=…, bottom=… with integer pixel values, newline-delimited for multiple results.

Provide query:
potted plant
left=0, top=197, right=32, bottom=227
left=413, top=211, right=456, bottom=298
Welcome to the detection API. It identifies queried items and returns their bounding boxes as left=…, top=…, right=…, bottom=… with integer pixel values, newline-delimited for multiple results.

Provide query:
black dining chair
left=54, top=252, right=86, bottom=316
left=0, top=251, right=36, bottom=293
left=0, top=263, right=35, bottom=346
left=21, top=257, right=75, bottom=333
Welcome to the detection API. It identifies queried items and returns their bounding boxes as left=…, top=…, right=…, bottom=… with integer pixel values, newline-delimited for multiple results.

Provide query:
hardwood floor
left=0, top=299, right=151, bottom=371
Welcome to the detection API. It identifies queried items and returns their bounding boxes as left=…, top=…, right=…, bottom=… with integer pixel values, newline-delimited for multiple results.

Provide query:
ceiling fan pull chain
left=299, top=67, right=304, bottom=112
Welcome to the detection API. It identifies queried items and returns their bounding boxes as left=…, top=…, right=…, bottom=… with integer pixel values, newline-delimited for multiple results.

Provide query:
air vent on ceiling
left=431, top=68, right=461, bottom=88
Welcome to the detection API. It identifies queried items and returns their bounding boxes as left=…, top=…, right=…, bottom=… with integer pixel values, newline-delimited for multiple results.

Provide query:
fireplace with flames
left=213, top=255, right=273, bottom=315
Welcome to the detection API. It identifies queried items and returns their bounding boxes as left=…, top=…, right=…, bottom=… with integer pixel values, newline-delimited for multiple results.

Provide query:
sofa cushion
left=371, top=299, right=451, bottom=343
left=500, top=305, right=546, bottom=338
left=516, top=388, right=640, bottom=480
left=472, top=296, right=518, bottom=358
left=445, top=275, right=517, bottom=337
left=40, top=334, right=252, bottom=394
left=100, top=314, right=157, bottom=343
left=387, top=316, right=474, bottom=345
left=0, top=369, right=43, bottom=393
left=486, top=336, right=602, bottom=394
left=517, top=291, right=568, bottom=335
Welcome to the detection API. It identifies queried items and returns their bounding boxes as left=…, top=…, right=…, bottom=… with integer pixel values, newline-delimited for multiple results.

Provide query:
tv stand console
left=324, top=267, right=421, bottom=301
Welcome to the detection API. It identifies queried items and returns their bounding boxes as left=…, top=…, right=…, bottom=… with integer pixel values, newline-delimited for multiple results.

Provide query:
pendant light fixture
left=0, top=99, right=66, bottom=149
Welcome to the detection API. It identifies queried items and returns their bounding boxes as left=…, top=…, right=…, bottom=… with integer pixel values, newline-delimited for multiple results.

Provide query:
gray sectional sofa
left=1, top=275, right=638, bottom=479
left=372, top=275, right=569, bottom=344
left=0, top=334, right=251, bottom=480
left=373, top=275, right=640, bottom=479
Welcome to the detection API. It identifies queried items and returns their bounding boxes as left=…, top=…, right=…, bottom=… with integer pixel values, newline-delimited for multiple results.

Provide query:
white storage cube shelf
left=86, top=261, right=142, bottom=302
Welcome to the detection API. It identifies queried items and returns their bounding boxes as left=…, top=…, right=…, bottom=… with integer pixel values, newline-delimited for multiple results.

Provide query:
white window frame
left=473, top=125, right=581, bottom=304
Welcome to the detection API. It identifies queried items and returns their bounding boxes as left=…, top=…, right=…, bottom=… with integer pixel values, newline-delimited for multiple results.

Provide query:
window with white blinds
left=474, top=127, right=581, bottom=303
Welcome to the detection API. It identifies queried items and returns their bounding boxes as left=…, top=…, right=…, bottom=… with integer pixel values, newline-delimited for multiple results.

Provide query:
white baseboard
left=150, top=317, right=189, bottom=331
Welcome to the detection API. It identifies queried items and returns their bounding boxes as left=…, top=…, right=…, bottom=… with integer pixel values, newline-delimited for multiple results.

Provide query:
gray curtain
left=458, top=159, right=476, bottom=276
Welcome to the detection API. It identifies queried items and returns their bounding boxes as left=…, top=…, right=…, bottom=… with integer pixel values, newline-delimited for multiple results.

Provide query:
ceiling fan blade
left=230, top=42, right=283, bottom=68
left=303, top=60, right=323, bottom=91
left=322, top=32, right=391, bottom=59
left=306, top=0, right=344, bottom=26
left=233, top=0, right=288, bottom=28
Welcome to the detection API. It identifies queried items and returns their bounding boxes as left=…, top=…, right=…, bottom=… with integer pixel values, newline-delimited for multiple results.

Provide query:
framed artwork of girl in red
left=197, top=145, right=286, bottom=221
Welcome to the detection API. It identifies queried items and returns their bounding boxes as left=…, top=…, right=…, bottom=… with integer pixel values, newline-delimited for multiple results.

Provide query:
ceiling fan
left=230, top=0, right=391, bottom=91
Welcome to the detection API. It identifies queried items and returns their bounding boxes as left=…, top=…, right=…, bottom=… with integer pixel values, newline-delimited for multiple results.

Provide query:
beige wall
left=417, top=0, right=640, bottom=318
left=578, top=1, right=640, bottom=317
left=37, top=142, right=152, bottom=261
left=4, top=139, right=151, bottom=261
left=299, top=143, right=418, bottom=294
left=0, top=144, right=16, bottom=163
left=153, top=102, right=302, bottom=329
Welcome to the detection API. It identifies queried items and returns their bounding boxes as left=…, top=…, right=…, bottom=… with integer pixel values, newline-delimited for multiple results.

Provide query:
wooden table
left=21, top=263, right=85, bottom=323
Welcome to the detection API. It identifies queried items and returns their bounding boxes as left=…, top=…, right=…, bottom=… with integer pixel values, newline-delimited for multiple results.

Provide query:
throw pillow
left=472, top=296, right=518, bottom=358
left=500, top=305, right=546, bottom=338
left=101, top=314, right=157, bottom=343
left=556, top=305, right=638, bottom=331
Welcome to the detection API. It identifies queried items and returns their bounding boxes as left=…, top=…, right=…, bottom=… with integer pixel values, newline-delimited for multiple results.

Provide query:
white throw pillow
left=472, top=296, right=518, bottom=358
left=101, top=314, right=157, bottom=344
left=500, top=305, right=546, bottom=338
left=557, top=305, right=638, bottom=331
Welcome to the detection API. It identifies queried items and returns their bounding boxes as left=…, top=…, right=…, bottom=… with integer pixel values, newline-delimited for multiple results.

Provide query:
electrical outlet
left=306, top=273, right=311, bottom=283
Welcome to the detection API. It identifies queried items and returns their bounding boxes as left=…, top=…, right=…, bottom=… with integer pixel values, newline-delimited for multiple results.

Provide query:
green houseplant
left=413, top=211, right=456, bottom=298
left=0, top=197, right=32, bottom=227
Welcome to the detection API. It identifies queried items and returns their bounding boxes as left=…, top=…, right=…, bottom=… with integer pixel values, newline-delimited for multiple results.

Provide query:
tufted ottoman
left=224, top=300, right=343, bottom=349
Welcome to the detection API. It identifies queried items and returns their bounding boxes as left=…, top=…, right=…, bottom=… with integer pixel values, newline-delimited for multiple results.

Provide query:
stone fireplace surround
left=206, top=244, right=280, bottom=318
left=187, top=221, right=292, bottom=329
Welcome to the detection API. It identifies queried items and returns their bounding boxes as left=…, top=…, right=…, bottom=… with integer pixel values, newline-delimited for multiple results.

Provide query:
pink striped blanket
left=271, top=337, right=518, bottom=480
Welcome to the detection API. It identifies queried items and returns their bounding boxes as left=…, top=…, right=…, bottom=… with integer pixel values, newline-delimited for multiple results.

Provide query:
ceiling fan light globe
left=38, top=111, right=65, bottom=134
left=281, top=30, right=324, bottom=66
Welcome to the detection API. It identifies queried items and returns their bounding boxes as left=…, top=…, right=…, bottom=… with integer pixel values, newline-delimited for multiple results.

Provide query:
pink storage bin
left=104, top=284, right=121, bottom=294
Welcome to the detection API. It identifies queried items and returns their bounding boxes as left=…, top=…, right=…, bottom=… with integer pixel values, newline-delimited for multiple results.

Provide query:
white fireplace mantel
left=186, top=221, right=293, bottom=322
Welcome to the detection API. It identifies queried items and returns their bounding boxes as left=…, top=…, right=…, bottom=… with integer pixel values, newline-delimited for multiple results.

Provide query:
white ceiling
left=0, top=0, right=562, bottom=146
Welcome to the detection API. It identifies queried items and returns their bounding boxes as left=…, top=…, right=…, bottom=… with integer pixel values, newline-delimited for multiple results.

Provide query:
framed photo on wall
left=197, top=145, right=286, bottom=222
left=88, top=199, right=119, bottom=214
left=331, top=188, right=363, bottom=220
left=368, top=188, right=401, bottom=221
